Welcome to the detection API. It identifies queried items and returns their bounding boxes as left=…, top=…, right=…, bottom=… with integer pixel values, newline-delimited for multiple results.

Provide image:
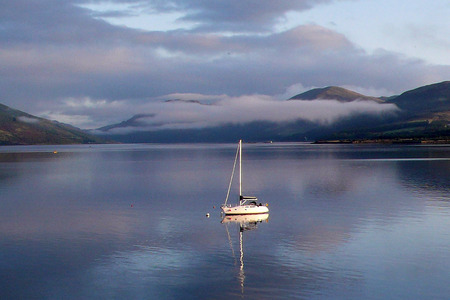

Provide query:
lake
left=0, top=143, right=449, bottom=299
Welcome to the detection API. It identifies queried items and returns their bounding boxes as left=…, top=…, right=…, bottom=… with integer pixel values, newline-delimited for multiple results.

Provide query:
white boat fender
left=206, top=213, right=210, bottom=218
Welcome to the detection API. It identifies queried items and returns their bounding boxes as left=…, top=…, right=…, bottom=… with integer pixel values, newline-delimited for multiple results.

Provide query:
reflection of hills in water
left=222, top=213, right=269, bottom=294
left=396, top=159, right=450, bottom=196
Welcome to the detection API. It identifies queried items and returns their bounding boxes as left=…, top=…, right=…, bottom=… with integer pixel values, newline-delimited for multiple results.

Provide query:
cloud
left=108, top=0, right=341, bottom=32
left=0, top=0, right=448, bottom=129
left=40, top=97, right=130, bottom=128
left=92, top=94, right=399, bottom=133
left=17, top=116, right=40, bottom=124
left=41, top=92, right=399, bottom=131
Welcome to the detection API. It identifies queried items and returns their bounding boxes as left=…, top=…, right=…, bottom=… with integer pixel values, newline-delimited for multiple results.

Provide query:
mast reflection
left=221, top=213, right=269, bottom=294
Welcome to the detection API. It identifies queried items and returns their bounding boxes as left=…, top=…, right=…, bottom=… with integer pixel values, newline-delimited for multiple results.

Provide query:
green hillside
left=0, top=103, right=106, bottom=145
left=318, top=81, right=450, bottom=143
left=388, top=81, right=450, bottom=115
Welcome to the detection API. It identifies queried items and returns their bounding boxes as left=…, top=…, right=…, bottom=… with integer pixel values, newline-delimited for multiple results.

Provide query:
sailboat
left=221, top=140, right=269, bottom=215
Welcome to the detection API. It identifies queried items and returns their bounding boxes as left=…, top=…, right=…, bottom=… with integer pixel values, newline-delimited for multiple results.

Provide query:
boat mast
left=239, top=139, right=242, bottom=199
left=223, top=142, right=240, bottom=207
left=239, top=229, right=245, bottom=293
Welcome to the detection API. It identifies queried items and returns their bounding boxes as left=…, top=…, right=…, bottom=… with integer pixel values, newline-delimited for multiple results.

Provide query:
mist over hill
left=321, top=81, right=450, bottom=142
left=1, top=81, right=448, bottom=145
left=0, top=103, right=107, bottom=145
left=94, top=81, right=449, bottom=143
left=289, top=86, right=383, bottom=103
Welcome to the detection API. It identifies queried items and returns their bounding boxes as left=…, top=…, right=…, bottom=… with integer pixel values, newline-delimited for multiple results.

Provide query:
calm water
left=0, top=143, right=449, bottom=299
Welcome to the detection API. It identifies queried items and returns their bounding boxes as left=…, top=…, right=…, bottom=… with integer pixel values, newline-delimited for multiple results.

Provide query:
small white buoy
left=206, top=213, right=210, bottom=218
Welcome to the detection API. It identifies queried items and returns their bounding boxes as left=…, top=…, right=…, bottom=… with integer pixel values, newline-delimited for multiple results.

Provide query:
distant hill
left=0, top=103, right=107, bottom=145
left=164, top=99, right=204, bottom=104
left=388, top=81, right=450, bottom=115
left=95, top=87, right=396, bottom=143
left=95, top=82, right=450, bottom=143
left=320, top=81, right=450, bottom=143
left=7, top=81, right=446, bottom=145
left=97, top=114, right=156, bottom=132
left=289, top=86, right=383, bottom=103
left=95, top=117, right=322, bottom=143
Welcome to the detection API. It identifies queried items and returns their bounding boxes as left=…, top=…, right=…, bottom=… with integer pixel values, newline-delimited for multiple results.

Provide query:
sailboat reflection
left=221, top=213, right=269, bottom=293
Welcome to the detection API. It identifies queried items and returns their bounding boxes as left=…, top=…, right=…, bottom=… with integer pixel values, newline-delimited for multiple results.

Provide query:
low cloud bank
left=17, top=116, right=40, bottom=124
left=96, top=94, right=399, bottom=134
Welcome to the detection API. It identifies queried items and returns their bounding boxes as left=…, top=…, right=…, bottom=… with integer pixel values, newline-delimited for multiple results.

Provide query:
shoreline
left=314, top=138, right=450, bottom=145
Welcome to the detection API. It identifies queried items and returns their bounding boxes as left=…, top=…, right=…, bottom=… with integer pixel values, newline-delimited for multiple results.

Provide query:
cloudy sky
left=1, top=0, right=449, bottom=129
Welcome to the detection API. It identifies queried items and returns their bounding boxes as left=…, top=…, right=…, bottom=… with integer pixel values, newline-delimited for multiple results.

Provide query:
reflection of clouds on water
left=90, top=246, right=198, bottom=283
left=81, top=245, right=238, bottom=299
left=273, top=242, right=364, bottom=293
left=0, top=205, right=139, bottom=238
left=1, top=144, right=449, bottom=299
left=241, top=150, right=439, bottom=259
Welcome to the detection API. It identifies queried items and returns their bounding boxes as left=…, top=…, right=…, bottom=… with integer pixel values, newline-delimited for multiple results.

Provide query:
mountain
left=0, top=103, right=106, bottom=145
left=319, top=81, right=450, bottom=142
left=94, top=82, right=450, bottom=143
left=94, top=87, right=392, bottom=143
left=388, top=81, right=450, bottom=115
left=288, top=83, right=449, bottom=143
left=289, top=86, right=383, bottom=102
left=3, top=82, right=448, bottom=145
left=95, top=111, right=310, bottom=143
left=164, top=99, right=204, bottom=104
left=97, top=114, right=156, bottom=132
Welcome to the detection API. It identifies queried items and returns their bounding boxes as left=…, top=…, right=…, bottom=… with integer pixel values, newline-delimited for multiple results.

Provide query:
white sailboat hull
left=222, top=204, right=269, bottom=215
left=221, top=213, right=269, bottom=224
